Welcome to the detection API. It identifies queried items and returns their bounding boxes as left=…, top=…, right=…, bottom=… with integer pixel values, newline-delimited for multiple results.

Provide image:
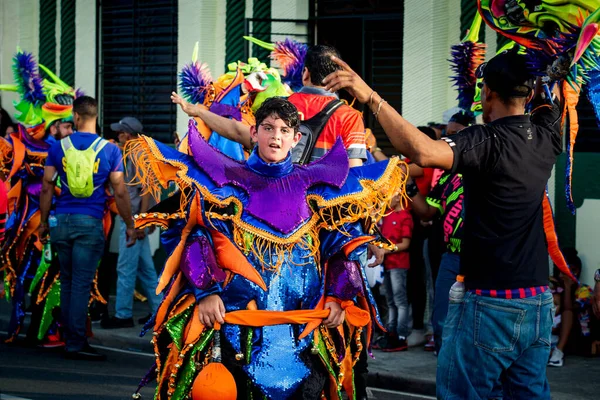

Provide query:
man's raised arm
left=323, top=57, right=454, bottom=170
left=171, top=92, right=253, bottom=149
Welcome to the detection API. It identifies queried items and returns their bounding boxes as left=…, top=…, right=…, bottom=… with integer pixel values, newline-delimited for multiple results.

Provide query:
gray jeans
left=384, top=268, right=409, bottom=337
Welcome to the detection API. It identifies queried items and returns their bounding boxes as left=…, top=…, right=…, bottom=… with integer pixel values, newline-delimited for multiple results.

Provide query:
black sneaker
left=138, top=314, right=152, bottom=325
left=371, top=335, right=387, bottom=350
left=101, top=316, right=134, bottom=329
left=63, top=344, right=107, bottom=361
left=382, top=335, right=408, bottom=352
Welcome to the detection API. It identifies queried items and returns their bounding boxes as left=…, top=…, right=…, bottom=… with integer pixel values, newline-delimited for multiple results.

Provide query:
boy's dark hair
left=254, top=97, right=300, bottom=132
left=73, top=96, right=98, bottom=119
left=304, top=45, right=342, bottom=86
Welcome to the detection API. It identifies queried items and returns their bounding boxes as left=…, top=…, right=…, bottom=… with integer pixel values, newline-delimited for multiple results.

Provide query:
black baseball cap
left=110, top=117, right=143, bottom=134
left=476, top=50, right=534, bottom=98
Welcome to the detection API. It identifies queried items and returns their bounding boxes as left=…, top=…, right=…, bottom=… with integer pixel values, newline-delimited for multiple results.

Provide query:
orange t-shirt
left=288, top=91, right=366, bottom=162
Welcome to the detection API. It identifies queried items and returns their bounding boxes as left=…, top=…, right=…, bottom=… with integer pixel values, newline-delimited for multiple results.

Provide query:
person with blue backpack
left=39, top=96, right=137, bottom=361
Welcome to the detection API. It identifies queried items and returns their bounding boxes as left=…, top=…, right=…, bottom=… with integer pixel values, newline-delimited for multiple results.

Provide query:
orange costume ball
left=191, top=362, right=237, bottom=400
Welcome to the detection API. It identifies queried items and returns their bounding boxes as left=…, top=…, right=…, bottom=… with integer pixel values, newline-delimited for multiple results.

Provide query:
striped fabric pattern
left=470, top=286, right=549, bottom=299
left=0, top=212, right=5, bottom=242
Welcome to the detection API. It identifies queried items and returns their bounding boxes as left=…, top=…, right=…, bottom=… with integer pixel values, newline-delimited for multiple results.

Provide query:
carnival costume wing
left=478, top=0, right=600, bottom=216
left=0, top=49, right=99, bottom=342
left=126, top=121, right=406, bottom=400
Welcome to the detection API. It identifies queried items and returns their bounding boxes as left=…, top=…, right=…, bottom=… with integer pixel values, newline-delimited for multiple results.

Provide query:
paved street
left=0, top=342, right=156, bottom=400
left=2, top=299, right=599, bottom=399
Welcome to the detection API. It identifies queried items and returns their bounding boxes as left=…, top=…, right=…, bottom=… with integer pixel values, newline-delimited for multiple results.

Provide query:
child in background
left=378, top=194, right=413, bottom=352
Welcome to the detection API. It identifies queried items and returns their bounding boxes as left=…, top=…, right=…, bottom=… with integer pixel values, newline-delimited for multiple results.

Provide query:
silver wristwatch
left=594, top=269, right=600, bottom=283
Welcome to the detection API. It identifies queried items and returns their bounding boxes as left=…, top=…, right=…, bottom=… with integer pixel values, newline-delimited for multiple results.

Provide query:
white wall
left=271, top=0, right=309, bottom=44
left=576, top=199, right=600, bottom=287
left=0, top=0, right=40, bottom=112
left=74, top=0, right=96, bottom=96
left=402, top=0, right=462, bottom=126
left=176, top=0, right=226, bottom=139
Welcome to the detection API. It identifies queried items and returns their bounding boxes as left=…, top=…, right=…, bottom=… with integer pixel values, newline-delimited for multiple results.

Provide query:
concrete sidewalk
left=2, top=296, right=599, bottom=399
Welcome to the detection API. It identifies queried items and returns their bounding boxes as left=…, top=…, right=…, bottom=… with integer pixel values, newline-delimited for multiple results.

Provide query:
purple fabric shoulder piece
left=180, top=235, right=225, bottom=290
left=187, top=120, right=349, bottom=234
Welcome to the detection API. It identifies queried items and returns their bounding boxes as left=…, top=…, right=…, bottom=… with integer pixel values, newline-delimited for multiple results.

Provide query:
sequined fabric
left=326, top=253, right=364, bottom=300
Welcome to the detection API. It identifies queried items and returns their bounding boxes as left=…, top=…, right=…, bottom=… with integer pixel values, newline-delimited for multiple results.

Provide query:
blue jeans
left=384, top=268, right=409, bottom=337
left=115, top=217, right=161, bottom=319
left=437, top=291, right=554, bottom=400
left=50, top=214, right=105, bottom=352
left=432, top=252, right=461, bottom=353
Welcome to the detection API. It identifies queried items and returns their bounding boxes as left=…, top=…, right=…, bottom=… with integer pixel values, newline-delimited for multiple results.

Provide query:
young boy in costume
left=128, top=97, right=407, bottom=399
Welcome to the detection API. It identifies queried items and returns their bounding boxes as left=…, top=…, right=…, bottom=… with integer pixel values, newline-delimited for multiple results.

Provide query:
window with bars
left=99, top=0, right=177, bottom=143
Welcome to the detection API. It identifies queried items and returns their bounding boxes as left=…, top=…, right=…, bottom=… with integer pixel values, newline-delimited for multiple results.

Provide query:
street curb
left=367, top=371, right=436, bottom=397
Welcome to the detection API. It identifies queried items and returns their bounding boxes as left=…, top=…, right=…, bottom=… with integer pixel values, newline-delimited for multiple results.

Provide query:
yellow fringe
left=125, top=136, right=408, bottom=272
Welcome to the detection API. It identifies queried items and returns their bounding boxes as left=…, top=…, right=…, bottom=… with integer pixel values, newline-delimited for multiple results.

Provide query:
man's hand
left=367, top=243, right=385, bottom=267
left=125, top=227, right=137, bottom=247
left=593, top=281, right=600, bottom=319
left=135, top=229, right=146, bottom=240
left=322, top=56, right=373, bottom=104
left=38, top=223, right=50, bottom=244
left=323, top=301, right=345, bottom=328
left=197, top=294, right=226, bottom=328
left=171, top=92, right=197, bottom=116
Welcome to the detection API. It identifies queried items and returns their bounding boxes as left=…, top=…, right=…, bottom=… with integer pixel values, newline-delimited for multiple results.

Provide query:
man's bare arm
left=323, top=57, right=454, bottom=169
left=40, top=166, right=57, bottom=225
left=411, top=192, right=438, bottom=222
left=109, top=171, right=136, bottom=246
left=171, top=92, right=253, bottom=149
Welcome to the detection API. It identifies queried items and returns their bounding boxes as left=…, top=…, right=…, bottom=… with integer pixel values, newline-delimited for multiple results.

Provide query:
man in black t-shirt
left=323, top=49, right=561, bottom=399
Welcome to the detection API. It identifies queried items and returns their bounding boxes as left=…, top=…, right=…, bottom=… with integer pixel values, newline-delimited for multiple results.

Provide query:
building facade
left=0, top=0, right=598, bottom=284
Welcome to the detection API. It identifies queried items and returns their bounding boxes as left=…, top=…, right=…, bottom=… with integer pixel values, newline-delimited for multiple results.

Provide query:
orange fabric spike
left=16, top=210, right=40, bottom=257
left=26, top=124, right=46, bottom=141
left=155, top=197, right=199, bottom=294
left=342, top=236, right=375, bottom=258
left=542, top=195, right=577, bottom=282
left=7, top=180, right=22, bottom=215
left=157, top=343, right=180, bottom=398
left=209, top=230, right=267, bottom=291
left=562, top=81, right=581, bottom=212
left=8, top=133, right=25, bottom=180
left=183, top=303, right=205, bottom=346
left=339, top=334, right=355, bottom=398
left=154, top=273, right=185, bottom=331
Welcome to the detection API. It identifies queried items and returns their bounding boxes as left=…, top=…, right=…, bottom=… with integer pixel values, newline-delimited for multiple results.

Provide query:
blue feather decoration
left=449, top=41, right=486, bottom=111
left=12, top=51, right=45, bottom=106
left=271, top=39, right=308, bottom=92
left=179, top=61, right=212, bottom=105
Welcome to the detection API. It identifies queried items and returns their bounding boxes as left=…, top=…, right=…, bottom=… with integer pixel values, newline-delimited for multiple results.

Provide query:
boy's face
left=250, top=114, right=301, bottom=163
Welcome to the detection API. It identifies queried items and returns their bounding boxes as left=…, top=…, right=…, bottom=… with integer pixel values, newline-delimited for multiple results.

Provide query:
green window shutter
left=60, top=0, right=76, bottom=86
left=39, top=0, right=57, bottom=73
left=252, top=0, right=271, bottom=62
left=226, top=0, right=246, bottom=70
